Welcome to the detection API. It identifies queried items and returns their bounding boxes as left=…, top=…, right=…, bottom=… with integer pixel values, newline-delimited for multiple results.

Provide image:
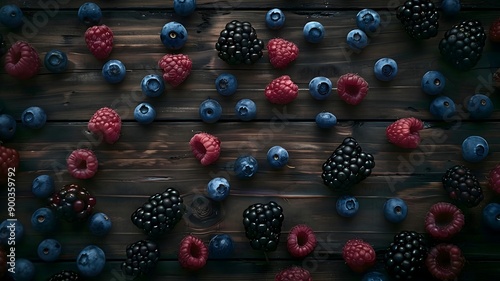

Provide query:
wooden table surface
left=1, top=0, right=500, bottom=280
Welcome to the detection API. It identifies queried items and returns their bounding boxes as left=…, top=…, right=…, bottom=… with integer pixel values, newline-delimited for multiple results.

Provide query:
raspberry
left=4, top=41, right=41, bottom=80
left=67, top=149, right=98, bottom=179
left=489, top=17, right=500, bottom=43
left=386, top=117, right=424, bottom=149
left=488, top=163, right=500, bottom=194
left=178, top=235, right=208, bottom=271
left=336, top=73, right=369, bottom=105
left=189, top=132, right=221, bottom=166
left=342, top=239, right=376, bottom=273
left=275, top=266, right=312, bottom=281
left=267, top=38, right=299, bottom=69
left=425, top=202, right=465, bottom=240
left=264, top=75, right=299, bottom=105
left=88, top=107, right=122, bottom=144
left=286, top=224, right=317, bottom=258
left=158, top=53, right=192, bottom=87
left=425, top=243, right=465, bottom=281
left=84, top=24, right=113, bottom=60
left=0, top=145, right=19, bottom=183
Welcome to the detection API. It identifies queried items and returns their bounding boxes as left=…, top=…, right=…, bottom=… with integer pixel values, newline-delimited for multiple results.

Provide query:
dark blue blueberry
left=234, top=155, right=258, bottom=179
left=0, top=4, right=23, bottom=29
left=483, top=203, right=500, bottom=231
left=303, top=21, right=325, bottom=43
left=362, top=271, right=389, bottom=281
left=209, top=233, right=234, bottom=259
left=206, top=177, right=230, bottom=201
left=31, top=207, right=57, bottom=233
left=32, top=174, right=55, bottom=198
left=265, top=8, right=285, bottom=30
left=76, top=245, right=106, bottom=277
left=134, top=102, right=156, bottom=125
left=374, top=58, right=398, bottom=81
left=467, top=93, right=493, bottom=119
left=0, top=113, right=16, bottom=140
left=21, top=106, right=47, bottom=129
left=88, top=212, right=112, bottom=236
left=11, top=258, right=35, bottom=281
left=309, top=76, right=332, bottom=100
left=430, top=96, right=456, bottom=120
left=0, top=219, right=24, bottom=245
left=234, top=99, right=256, bottom=121
left=141, top=74, right=165, bottom=97
left=44, top=49, right=68, bottom=73
left=315, top=112, right=337, bottom=129
left=102, top=59, right=126, bottom=84
left=199, top=98, right=222, bottom=123
left=421, top=70, right=446, bottom=95
left=160, top=21, right=188, bottom=50
left=173, top=0, right=196, bottom=17
left=267, top=146, right=289, bottom=168
left=441, top=0, right=461, bottom=17
left=77, top=2, right=102, bottom=26
left=336, top=195, right=359, bottom=217
left=356, top=9, right=381, bottom=35
left=215, top=73, right=238, bottom=96
left=346, top=29, right=368, bottom=51
left=462, top=135, right=489, bottom=163
left=37, top=238, right=62, bottom=262
left=383, top=198, right=408, bottom=223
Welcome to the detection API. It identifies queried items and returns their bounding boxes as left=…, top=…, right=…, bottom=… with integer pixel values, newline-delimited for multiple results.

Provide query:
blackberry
left=48, top=270, right=81, bottom=281
left=321, top=137, right=375, bottom=191
left=131, top=187, right=185, bottom=236
left=442, top=164, right=484, bottom=207
left=48, top=184, right=96, bottom=222
left=122, top=239, right=160, bottom=276
left=439, top=20, right=486, bottom=71
left=384, top=230, right=428, bottom=280
left=396, top=0, right=439, bottom=39
left=242, top=201, right=284, bottom=252
left=215, top=20, right=264, bottom=65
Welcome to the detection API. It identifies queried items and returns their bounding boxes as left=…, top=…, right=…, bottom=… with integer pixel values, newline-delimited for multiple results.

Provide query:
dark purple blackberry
left=131, top=187, right=185, bottom=236
left=121, top=239, right=159, bottom=277
left=215, top=20, right=264, bottom=65
left=321, top=137, right=375, bottom=191
left=384, top=230, right=429, bottom=280
left=442, top=165, right=484, bottom=207
left=48, top=184, right=96, bottom=222
left=0, top=33, right=7, bottom=57
left=48, top=270, right=81, bottom=281
left=396, top=0, right=439, bottom=39
left=242, top=201, right=284, bottom=252
left=439, top=20, right=486, bottom=71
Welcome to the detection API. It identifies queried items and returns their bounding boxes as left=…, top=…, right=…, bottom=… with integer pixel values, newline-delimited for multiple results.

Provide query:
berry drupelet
left=242, top=201, right=284, bottom=252
left=48, top=184, right=96, bottom=222
left=215, top=20, right=264, bottom=65
left=396, top=0, right=439, bottom=39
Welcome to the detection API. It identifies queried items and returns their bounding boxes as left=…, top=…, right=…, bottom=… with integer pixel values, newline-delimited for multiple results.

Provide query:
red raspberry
left=286, top=224, right=317, bottom=258
left=342, top=239, right=376, bottom=273
left=189, top=132, right=221, bottom=166
left=425, top=243, right=465, bottom=281
left=336, top=73, right=369, bottom=105
left=267, top=38, right=299, bottom=69
left=275, top=266, right=312, bottom=281
left=158, top=54, right=192, bottom=87
left=386, top=117, right=424, bottom=149
left=4, top=41, right=41, bottom=80
left=0, top=145, right=19, bottom=183
left=178, top=235, right=208, bottom=271
left=489, top=17, right=500, bottom=43
left=425, top=202, right=465, bottom=240
left=265, top=75, right=299, bottom=105
left=88, top=107, right=122, bottom=144
left=85, top=24, right=114, bottom=60
left=488, top=163, right=500, bottom=194
left=67, top=149, right=98, bottom=179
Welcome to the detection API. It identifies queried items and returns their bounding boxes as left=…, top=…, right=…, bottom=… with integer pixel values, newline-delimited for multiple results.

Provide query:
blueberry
left=207, top=177, right=230, bottom=201
left=441, top=0, right=461, bottom=17
left=430, top=96, right=456, bottom=120
left=467, top=93, right=493, bottom=119
left=0, top=4, right=23, bottom=29
left=362, top=271, right=389, bottom=281
left=374, top=58, right=398, bottom=81
left=102, top=59, right=126, bottom=84
left=235, top=99, right=257, bottom=121
left=483, top=203, right=500, bottom=231
left=76, top=245, right=106, bottom=277
left=134, top=102, right=156, bottom=125
left=234, top=155, right=258, bottom=179
left=88, top=212, right=112, bottom=236
left=462, top=135, right=489, bottom=163
left=44, top=49, right=68, bottom=73
left=421, top=70, right=446, bottom=95
left=336, top=195, right=359, bottom=217
left=315, top=112, right=337, bottom=129
left=265, top=8, right=285, bottom=30
left=309, top=76, right=332, bottom=100
left=356, top=9, right=381, bottom=34
left=160, top=21, right=188, bottom=50
left=303, top=21, right=325, bottom=43
left=31, top=207, right=57, bottom=233
left=141, top=74, right=165, bottom=97
left=77, top=2, right=102, bottom=26
left=209, top=233, right=234, bottom=259
left=173, top=0, right=196, bottom=17
left=32, top=174, right=55, bottom=198
left=11, top=258, right=35, bottom=281
left=215, top=73, right=238, bottom=96
left=0, top=113, right=17, bottom=140
left=37, top=238, right=62, bottom=262
left=267, top=146, right=289, bottom=168
left=346, top=29, right=368, bottom=51
left=199, top=98, right=222, bottom=123
left=383, top=198, right=408, bottom=223
left=0, top=219, right=24, bottom=245
left=21, top=106, right=47, bottom=129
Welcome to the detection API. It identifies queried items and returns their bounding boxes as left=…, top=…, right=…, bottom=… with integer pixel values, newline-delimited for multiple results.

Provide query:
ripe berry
left=235, top=98, right=257, bottom=121
left=21, top=106, right=47, bottom=129
left=32, top=174, right=55, bottom=198
left=425, top=202, right=465, bottom=240
left=4, top=41, right=41, bottom=80
left=336, top=195, right=359, bottom=217
left=134, top=102, right=156, bottom=125
left=303, top=21, right=325, bottom=43
left=189, top=132, right=221, bottom=166
left=88, top=107, right=122, bottom=144
left=44, top=49, right=68, bottom=73
left=31, top=207, right=57, bottom=233
left=0, top=113, right=17, bottom=140
left=286, top=224, right=317, bottom=258
left=158, top=53, right=192, bottom=87
left=362, top=271, right=389, bottom=281
left=421, top=70, right=446, bottom=95
left=356, top=9, right=381, bottom=35
left=337, top=73, right=369, bottom=105
left=121, top=240, right=159, bottom=276
left=374, top=58, right=398, bottom=81
left=342, top=239, right=376, bottom=273
left=426, top=243, right=465, bottom=280
left=309, top=76, right=332, bottom=100
left=84, top=24, right=114, bottom=60
left=383, top=198, right=408, bottom=223
left=430, top=96, right=456, bottom=120
left=88, top=212, right=112, bottom=236
left=67, top=149, right=98, bottom=179
left=48, top=184, right=97, bottom=222
left=234, top=155, right=258, bottom=179
left=466, top=93, right=493, bottom=119
left=160, top=21, right=188, bottom=50
left=215, top=20, right=263, bottom=65
left=385, top=117, right=424, bottom=149
left=266, top=8, right=285, bottom=30
left=396, top=0, right=439, bottom=39
left=242, top=201, right=284, bottom=252
left=441, top=0, right=461, bottom=17
left=206, top=177, right=230, bottom=201
left=14, top=258, right=35, bottom=281
left=482, top=203, right=500, bottom=231
left=37, top=238, right=62, bottom=262
left=199, top=98, right=222, bottom=123
left=102, top=59, right=126, bottom=84
left=77, top=2, right=102, bottom=26
left=267, top=38, right=299, bottom=69
left=141, top=74, right=165, bottom=97
left=0, top=219, right=24, bottom=244
left=76, top=245, right=106, bottom=277
left=265, top=75, right=299, bottom=105
left=267, top=145, right=289, bottom=168
left=208, top=233, right=234, bottom=259
left=215, top=73, right=238, bottom=96
left=346, top=29, right=369, bottom=51
left=489, top=17, right=500, bottom=43
left=178, top=235, right=208, bottom=270
left=173, top=0, right=196, bottom=17
left=0, top=4, right=23, bottom=29
left=316, top=112, right=337, bottom=129
left=488, top=164, right=500, bottom=194
left=461, top=135, right=489, bottom=163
